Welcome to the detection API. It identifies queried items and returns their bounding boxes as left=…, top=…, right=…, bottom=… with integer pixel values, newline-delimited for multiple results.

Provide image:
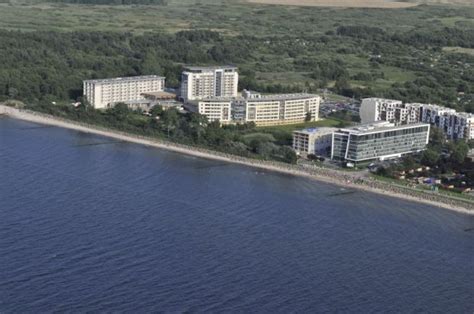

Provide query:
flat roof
left=294, top=127, right=336, bottom=135
left=141, top=91, right=176, bottom=99
left=362, top=97, right=402, bottom=103
left=338, top=122, right=430, bottom=135
left=248, top=93, right=320, bottom=102
left=84, top=75, right=165, bottom=84
left=184, top=65, right=237, bottom=71
left=192, top=93, right=320, bottom=103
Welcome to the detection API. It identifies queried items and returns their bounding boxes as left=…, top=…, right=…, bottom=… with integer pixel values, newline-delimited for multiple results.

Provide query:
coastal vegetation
left=27, top=102, right=303, bottom=163
left=376, top=127, right=474, bottom=191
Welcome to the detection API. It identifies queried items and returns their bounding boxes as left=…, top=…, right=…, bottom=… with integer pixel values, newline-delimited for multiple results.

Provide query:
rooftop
left=84, top=75, right=165, bottom=84
left=294, top=127, right=336, bottom=135
left=339, top=121, right=430, bottom=135
left=141, top=91, right=177, bottom=99
left=184, top=65, right=238, bottom=72
left=362, top=97, right=402, bottom=103
left=191, top=93, right=320, bottom=103
left=249, top=93, right=320, bottom=102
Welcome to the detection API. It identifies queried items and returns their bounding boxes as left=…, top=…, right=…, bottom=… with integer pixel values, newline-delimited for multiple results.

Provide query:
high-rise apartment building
left=180, top=66, right=239, bottom=101
left=359, top=98, right=403, bottom=124
left=419, top=104, right=474, bottom=140
left=83, top=75, right=165, bottom=109
left=360, top=98, right=474, bottom=140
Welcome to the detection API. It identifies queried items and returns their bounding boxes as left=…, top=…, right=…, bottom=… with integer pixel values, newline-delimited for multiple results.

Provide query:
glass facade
left=332, top=125, right=429, bottom=162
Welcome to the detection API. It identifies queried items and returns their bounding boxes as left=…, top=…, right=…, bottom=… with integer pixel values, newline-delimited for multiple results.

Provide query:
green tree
left=161, top=108, right=179, bottom=137
left=429, top=127, right=445, bottom=152
left=276, top=146, right=297, bottom=164
left=402, top=155, right=416, bottom=170
left=450, top=141, right=469, bottom=164
left=421, top=148, right=439, bottom=166
left=150, top=105, right=163, bottom=117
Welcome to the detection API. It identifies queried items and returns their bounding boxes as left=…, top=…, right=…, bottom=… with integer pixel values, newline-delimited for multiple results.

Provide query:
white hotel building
left=190, top=99, right=232, bottom=123
left=233, top=92, right=320, bottom=126
left=186, top=91, right=320, bottom=125
left=180, top=66, right=239, bottom=101
left=83, top=75, right=165, bottom=109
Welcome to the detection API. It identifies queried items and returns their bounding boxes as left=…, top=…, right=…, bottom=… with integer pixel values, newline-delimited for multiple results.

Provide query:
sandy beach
left=1, top=105, right=472, bottom=215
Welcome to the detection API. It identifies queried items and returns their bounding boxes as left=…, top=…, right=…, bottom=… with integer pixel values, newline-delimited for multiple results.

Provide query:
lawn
left=257, top=118, right=344, bottom=132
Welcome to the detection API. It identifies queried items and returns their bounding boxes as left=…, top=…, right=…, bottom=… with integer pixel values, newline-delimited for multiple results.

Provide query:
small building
left=292, top=127, right=335, bottom=157
left=184, top=98, right=232, bottom=123
left=126, top=91, right=181, bottom=112
left=331, top=121, right=430, bottom=163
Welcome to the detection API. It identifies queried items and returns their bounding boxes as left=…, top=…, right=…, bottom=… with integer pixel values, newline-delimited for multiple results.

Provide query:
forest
left=0, top=0, right=473, bottom=112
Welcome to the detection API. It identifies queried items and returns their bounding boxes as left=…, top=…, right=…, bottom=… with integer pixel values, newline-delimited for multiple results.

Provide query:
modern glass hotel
left=331, top=122, right=430, bottom=162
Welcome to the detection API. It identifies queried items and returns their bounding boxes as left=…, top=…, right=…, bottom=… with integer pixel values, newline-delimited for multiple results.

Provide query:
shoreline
left=1, top=105, right=472, bottom=215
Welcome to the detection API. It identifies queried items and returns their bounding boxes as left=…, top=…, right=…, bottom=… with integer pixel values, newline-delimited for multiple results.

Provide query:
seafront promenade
left=1, top=104, right=473, bottom=214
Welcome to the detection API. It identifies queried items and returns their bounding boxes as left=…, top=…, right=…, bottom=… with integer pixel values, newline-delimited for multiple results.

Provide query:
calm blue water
left=0, top=117, right=473, bottom=313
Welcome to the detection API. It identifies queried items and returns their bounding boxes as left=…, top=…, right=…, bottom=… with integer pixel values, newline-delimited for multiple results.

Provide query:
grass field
left=257, top=118, right=344, bottom=132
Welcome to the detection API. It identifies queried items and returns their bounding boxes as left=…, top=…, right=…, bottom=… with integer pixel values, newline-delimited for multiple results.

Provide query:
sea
left=1, top=117, right=473, bottom=313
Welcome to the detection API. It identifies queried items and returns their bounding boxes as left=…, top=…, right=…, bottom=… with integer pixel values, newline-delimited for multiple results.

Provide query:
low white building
left=233, top=91, right=321, bottom=126
left=185, top=90, right=321, bottom=126
left=293, top=127, right=335, bottom=157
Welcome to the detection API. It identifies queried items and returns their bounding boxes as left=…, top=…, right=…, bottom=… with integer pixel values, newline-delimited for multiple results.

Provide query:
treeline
left=28, top=102, right=297, bottom=164
left=0, top=30, right=248, bottom=103
left=49, top=0, right=168, bottom=4
left=0, top=28, right=472, bottom=112
left=337, top=25, right=474, bottom=48
left=336, top=26, right=386, bottom=40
